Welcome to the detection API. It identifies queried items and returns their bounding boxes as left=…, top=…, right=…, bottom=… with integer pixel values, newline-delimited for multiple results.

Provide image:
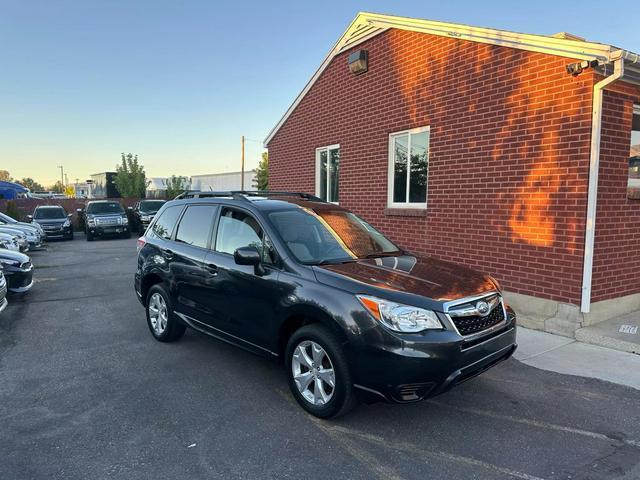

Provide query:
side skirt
left=174, top=311, right=279, bottom=359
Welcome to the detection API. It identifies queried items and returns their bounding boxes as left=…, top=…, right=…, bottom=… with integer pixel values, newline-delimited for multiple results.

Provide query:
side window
left=215, top=208, right=276, bottom=265
left=151, top=206, right=182, bottom=240
left=175, top=205, right=217, bottom=248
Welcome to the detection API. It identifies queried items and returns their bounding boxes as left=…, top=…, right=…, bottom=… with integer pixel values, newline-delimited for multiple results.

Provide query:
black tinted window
left=151, top=206, right=182, bottom=240
left=139, top=200, right=165, bottom=212
left=175, top=205, right=217, bottom=248
left=34, top=208, right=66, bottom=219
left=86, top=202, right=123, bottom=214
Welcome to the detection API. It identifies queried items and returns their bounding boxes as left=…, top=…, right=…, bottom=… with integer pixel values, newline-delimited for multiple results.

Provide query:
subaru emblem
left=476, top=301, right=490, bottom=316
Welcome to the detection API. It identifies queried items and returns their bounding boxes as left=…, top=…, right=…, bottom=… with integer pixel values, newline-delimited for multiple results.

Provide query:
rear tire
left=145, top=284, right=185, bottom=342
left=285, top=324, right=357, bottom=419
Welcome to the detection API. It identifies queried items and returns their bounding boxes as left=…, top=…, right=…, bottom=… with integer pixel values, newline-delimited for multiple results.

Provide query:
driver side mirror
left=234, top=246, right=265, bottom=276
left=27, top=215, right=33, bottom=221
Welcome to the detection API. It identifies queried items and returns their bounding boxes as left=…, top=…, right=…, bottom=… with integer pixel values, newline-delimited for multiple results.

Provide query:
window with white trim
left=388, top=127, right=429, bottom=207
left=629, top=104, right=640, bottom=199
left=316, top=145, right=340, bottom=203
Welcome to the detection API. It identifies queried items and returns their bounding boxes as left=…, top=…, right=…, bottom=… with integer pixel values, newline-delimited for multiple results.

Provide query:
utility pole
left=241, top=135, right=245, bottom=190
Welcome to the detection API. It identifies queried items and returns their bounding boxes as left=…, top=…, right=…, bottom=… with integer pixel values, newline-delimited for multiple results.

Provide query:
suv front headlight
left=121, top=216, right=128, bottom=225
left=357, top=295, right=443, bottom=333
left=63, top=219, right=71, bottom=227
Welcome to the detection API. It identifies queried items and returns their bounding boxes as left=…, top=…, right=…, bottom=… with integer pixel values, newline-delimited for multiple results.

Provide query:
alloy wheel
left=291, top=340, right=336, bottom=406
left=148, top=292, right=168, bottom=334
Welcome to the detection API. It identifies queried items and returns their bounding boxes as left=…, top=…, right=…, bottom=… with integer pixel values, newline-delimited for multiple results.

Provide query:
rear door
left=169, top=204, right=219, bottom=322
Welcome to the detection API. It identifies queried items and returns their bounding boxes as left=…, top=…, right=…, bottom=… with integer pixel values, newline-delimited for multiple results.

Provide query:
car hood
left=0, top=227, right=27, bottom=238
left=2, top=221, right=38, bottom=232
left=315, top=254, right=498, bottom=302
left=0, top=248, right=30, bottom=264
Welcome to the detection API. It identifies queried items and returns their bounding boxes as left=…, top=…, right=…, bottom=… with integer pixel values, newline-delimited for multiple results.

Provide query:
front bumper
left=0, top=279, right=8, bottom=312
left=5, top=265, right=34, bottom=294
left=348, top=316, right=517, bottom=403
left=40, top=226, right=73, bottom=239
left=87, top=225, right=129, bottom=236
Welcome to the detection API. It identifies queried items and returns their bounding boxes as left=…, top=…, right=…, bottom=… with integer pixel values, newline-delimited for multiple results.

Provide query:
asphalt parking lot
left=1, top=236, right=640, bottom=480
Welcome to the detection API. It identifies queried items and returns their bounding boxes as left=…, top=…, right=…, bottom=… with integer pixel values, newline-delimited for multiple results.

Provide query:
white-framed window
left=315, top=144, right=340, bottom=203
left=387, top=126, right=430, bottom=208
left=628, top=104, right=640, bottom=198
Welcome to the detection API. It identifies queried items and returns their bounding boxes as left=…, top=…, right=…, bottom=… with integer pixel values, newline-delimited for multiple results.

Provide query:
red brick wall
left=591, top=82, right=640, bottom=302
left=267, top=29, right=597, bottom=305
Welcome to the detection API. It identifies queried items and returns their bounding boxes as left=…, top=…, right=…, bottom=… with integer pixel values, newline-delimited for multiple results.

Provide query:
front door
left=200, top=206, right=282, bottom=353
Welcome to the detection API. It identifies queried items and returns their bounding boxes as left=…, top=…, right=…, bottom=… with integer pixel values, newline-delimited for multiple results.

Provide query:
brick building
left=264, top=13, right=640, bottom=336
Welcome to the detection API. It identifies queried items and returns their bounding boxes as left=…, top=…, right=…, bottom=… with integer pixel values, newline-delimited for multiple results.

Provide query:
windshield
left=86, top=202, right=124, bottom=214
left=139, top=200, right=165, bottom=212
left=268, top=207, right=400, bottom=265
left=34, top=208, right=66, bottom=219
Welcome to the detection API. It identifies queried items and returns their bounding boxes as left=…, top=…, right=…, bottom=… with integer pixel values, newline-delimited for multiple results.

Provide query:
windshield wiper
left=361, top=251, right=403, bottom=259
left=313, top=258, right=357, bottom=266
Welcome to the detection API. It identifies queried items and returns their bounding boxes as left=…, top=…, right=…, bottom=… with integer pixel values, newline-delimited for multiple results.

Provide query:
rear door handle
left=162, top=249, right=174, bottom=260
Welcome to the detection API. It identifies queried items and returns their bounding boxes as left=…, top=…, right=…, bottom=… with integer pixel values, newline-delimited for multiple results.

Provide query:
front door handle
left=206, top=263, right=218, bottom=275
left=162, top=249, right=174, bottom=260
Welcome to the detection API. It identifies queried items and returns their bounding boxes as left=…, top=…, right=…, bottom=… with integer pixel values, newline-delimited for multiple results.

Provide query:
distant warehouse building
left=265, top=12, right=640, bottom=336
left=90, top=172, right=119, bottom=198
left=190, top=171, right=256, bottom=192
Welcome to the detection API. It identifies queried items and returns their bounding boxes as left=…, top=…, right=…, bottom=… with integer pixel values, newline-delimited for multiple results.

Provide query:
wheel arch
left=140, top=272, right=164, bottom=306
left=277, top=305, right=349, bottom=360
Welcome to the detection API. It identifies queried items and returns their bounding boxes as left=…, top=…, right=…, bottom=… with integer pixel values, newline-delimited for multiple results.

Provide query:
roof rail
left=173, top=190, right=240, bottom=200
left=232, top=191, right=325, bottom=202
left=173, top=190, right=324, bottom=202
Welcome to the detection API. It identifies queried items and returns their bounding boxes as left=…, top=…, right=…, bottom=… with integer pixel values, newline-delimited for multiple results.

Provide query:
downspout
left=580, top=52, right=624, bottom=313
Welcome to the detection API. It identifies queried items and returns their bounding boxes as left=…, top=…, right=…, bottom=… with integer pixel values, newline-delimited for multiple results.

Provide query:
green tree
left=164, top=175, right=188, bottom=199
left=5, top=200, right=20, bottom=220
left=253, top=151, right=268, bottom=191
left=20, top=177, right=45, bottom=192
left=49, top=181, right=65, bottom=193
left=0, top=170, right=12, bottom=182
left=115, top=153, right=149, bottom=197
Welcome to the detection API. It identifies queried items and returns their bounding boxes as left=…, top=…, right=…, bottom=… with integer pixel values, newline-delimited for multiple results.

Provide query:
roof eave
left=264, top=12, right=639, bottom=146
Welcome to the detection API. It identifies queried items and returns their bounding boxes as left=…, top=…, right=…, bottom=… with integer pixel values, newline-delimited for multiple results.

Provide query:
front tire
left=86, top=231, right=94, bottom=241
left=285, top=324, right=357, bottom=419
left=145, top=284, right=185, bottom=342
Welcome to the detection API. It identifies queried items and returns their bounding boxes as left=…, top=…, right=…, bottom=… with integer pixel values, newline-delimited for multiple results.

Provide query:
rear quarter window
left=150, top=205, right=183, bottom=240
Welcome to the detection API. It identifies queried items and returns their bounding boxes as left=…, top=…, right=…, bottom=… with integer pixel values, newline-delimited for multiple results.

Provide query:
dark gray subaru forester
left=134, top=191, right=517, bottom=418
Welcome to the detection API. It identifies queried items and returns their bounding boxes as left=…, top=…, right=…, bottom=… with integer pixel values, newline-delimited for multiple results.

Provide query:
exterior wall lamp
left=348, top=50, right=368, bottom=75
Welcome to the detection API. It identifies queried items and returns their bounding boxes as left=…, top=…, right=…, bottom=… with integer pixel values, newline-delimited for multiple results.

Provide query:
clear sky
left=1, top=0, right=638, bottom=186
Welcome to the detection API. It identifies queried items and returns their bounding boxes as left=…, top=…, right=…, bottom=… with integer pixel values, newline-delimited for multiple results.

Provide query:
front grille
left=449, top=295, right=506, bottom=337
left=96, top=217, right=120, bottom=225
left=0, top=283, right=6, bottom=297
